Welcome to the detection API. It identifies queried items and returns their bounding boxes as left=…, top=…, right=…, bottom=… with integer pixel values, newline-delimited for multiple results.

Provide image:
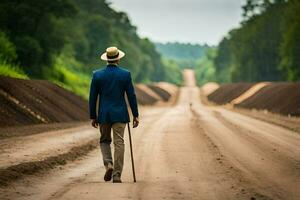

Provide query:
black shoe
left=113, top=179, right=122, bottom=183
left=104, top=167, right=113, bottom=182
left=112, top=175, right=122, bottom=183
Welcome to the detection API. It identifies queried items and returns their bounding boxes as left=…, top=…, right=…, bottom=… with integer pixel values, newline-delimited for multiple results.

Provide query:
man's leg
left=112, top=122, right=126, bottom=182
left=99, top=123, right=113, bottom=181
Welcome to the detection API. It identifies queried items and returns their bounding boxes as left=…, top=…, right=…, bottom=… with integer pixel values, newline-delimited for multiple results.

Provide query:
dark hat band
left=107, top=52, right=119, bottom=59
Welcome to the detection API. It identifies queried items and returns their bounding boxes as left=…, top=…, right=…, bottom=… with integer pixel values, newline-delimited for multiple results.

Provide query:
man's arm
left=125, top=72, right=139, bottom=128
left=89, top=73, right=98, bottom=128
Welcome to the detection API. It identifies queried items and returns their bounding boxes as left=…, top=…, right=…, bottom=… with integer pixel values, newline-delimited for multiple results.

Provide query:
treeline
left=194, top=47, right=217, bottom=85
left=155, top=42, right=210, bottom=68
left=155, top=42, right=217, bottom=85
left=155, top=42, right=209, bottom=61
left=195, top=0, right=300, bottom=85
left=0, top=0, right=182, bottom=98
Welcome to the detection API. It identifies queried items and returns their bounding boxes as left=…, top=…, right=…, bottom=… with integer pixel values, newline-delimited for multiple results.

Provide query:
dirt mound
left=201, top=82, right=220, bottom=96
left=0, top=76, right=89, bottom=127
left=207, top=83, right=255, bottom=105
left=231, top=82, right=270, bottom=105
left=154, top=82, right=178, bottom=97
left=134, top=84, right=161, bottom=105
left=135, top=83, right=178, bottom=105
left=147, top=82, right=178, bottom=102
left=147, top=85, right=171, bottom=101
left=236, top=82, right=300, bottom=116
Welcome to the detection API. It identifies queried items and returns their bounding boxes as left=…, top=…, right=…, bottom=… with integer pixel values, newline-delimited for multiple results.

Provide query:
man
left=89, top=46, right=139, bottom=183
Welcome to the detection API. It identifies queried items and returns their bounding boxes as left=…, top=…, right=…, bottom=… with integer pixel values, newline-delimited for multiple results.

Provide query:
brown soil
left=208, top=83, right=254, bottom=105
left=0, top=139, right=98, bottom=186
left=201, top=82, right=220, bottom=96
left=147, top=84, right=171, bottom=101
left=236, top=82, right=300, bottom=116
left=0, top=121, right=88, bottom=138
left=227, top=106, right=300, bottom=134
left=154, top=82, right=178, bottom=96
left=200, top=87, right=300, bottom=134
left=134, top=85, right=159, bottom=105
left=0, top=76, right=89, bottom=127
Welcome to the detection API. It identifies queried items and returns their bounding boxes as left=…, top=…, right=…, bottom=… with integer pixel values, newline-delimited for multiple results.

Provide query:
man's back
left=89, top=64, right=138, bottom=123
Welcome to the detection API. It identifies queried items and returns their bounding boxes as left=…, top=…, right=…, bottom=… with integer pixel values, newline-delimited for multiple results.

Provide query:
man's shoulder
left=92, top=67, right=106, bottom=76
left=117, top=66, right=131, bottom=75
left=92, top=66, right=131, bottom=78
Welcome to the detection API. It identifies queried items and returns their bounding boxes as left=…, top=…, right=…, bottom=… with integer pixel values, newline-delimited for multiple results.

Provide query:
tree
left=280, top=0, right=300, bottom=81
left=0, top=0, right=76, bottom=76
left=215, top=0, right=288, bottom=82
left=0, top=31, right=17, bottom=62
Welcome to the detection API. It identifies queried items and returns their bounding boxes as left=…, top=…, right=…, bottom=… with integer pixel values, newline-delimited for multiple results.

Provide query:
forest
left=155, top=42, right=210, bottom=68
left=0, top=0, right=182, bottom=99
left=195, top=0, right=300, bottom=84
left=1, top=0, right=299, bottom=94
left=155, top=42, right=216, bottom=85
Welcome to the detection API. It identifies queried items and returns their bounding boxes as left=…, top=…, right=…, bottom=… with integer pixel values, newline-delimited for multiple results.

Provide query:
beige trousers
left=99, top=122, right=126, bottom=177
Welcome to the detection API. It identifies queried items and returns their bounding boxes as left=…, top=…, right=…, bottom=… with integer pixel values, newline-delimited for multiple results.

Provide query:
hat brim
left=100, top=50, right=125, bottom=61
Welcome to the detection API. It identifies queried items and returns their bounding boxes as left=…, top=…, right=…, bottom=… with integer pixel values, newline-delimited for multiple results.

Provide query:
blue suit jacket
left=89, top=64, right=139, bottom=123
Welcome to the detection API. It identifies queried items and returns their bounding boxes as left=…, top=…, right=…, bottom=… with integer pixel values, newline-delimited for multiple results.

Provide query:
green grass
left=50, top=69, right=90, bottom=100
left=0, top=55, right=90, bottom=100
left=46, top=54, right=91, bottom=100
left=0, top=62, right=29, bottom=79
left=0, top=61, right=90, bottom=100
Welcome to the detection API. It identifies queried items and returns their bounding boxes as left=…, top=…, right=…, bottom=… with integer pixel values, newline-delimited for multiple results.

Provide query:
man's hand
left=133, top=117, right=139, bottom=128
left=91, top=119, right=98, bottom=128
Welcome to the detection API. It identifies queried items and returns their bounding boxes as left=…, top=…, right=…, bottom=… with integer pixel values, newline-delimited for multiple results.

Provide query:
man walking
left=89, top=46, right=139, bottom=183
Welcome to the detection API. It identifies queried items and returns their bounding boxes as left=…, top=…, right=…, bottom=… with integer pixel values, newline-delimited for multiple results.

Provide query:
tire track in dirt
left=192, top=102, right=300, bottom=199
left=210, top=110, right=300, bottom=200
left=0, top=126, right=98, bottom=169
left=212, top=110, right=300, bottom=169
left=0, top=139, right=98, bottom=186
left=190, top=108, right=273, bottom=200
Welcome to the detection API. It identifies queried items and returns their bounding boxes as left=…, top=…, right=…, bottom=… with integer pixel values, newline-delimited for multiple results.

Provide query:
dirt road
left=1, top=70, right=299, bottom=200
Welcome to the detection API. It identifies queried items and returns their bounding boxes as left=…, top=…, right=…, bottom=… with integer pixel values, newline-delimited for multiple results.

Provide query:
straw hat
left=100, top=46, right=125, bottom=61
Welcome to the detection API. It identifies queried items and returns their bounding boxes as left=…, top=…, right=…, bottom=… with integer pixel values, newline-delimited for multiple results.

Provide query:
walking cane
left=127, top=123, right=137, bottom=182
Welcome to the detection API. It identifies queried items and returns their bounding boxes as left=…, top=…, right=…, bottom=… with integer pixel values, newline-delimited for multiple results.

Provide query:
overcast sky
left=108, top=0, right=244, bottom=45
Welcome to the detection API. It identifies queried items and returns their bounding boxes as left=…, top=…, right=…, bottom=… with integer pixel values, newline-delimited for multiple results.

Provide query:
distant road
left=1, top=70, right=299, bottom=200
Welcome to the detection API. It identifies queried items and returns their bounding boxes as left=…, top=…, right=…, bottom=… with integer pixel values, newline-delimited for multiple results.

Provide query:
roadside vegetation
left=0, top=31, right=28, bottom=79
left=0, top=0, right=182, bottom=99
left=214, top=0, right=300, bottom=83
left=0, top=63, right=28, bottom=80
left=199, top=0, right=300, bottom=85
